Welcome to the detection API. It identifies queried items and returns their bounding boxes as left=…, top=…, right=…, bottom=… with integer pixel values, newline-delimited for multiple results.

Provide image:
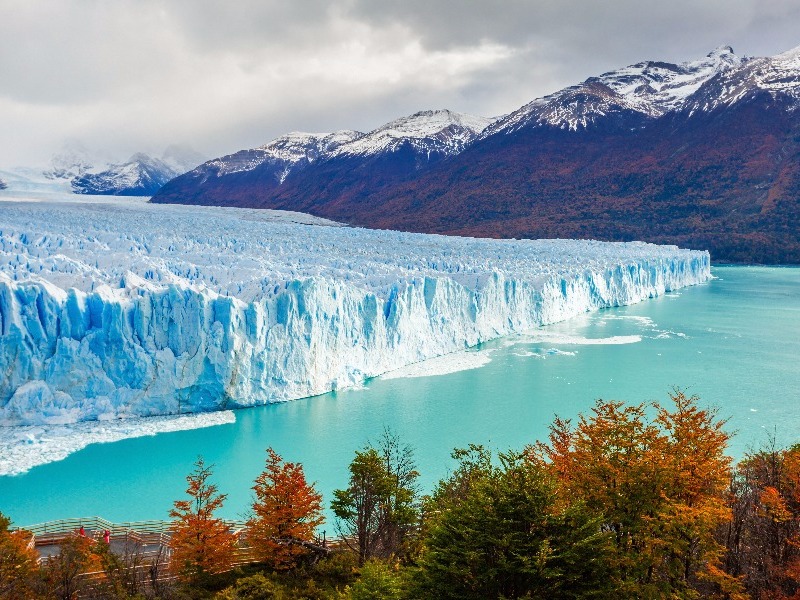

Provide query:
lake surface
left=1, top=266, right=798, bottom=527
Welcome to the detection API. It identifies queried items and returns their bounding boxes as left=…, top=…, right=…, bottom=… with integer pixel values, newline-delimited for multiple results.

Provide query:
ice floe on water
left=517, top=332, right=643, bottom=345
left=0, top=411, right=235, bottom=476
left=380, top=350, right=493, bottom=380
left=512, top=348, right=578, bottom=358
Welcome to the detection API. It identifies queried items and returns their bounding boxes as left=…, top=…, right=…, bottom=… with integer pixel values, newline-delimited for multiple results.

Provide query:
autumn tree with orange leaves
left=246, top=448, right=325, bottom=570
left=169, top=457, right=236, bottom=584
left=0, top=511, right=39, bottom=600
left=532, top=389, right=744, bottom=599
left=725, top=442, right=800, bottom=599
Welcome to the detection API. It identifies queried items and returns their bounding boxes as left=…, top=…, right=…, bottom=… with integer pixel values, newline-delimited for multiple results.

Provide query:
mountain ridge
left=151, top=45, right=800, bottom=263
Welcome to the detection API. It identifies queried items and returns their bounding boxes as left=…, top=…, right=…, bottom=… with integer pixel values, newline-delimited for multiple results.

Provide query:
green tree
left=415, top=450, right=612, bottom=600
left=332, top=448, right=394, bottom=566
left=348, top=560, right=404, bottom=600
left=331, top=432, right=419, bottom=566
left=375, top=429, right=420, bottom=561
left=215, top=572, right=286, bottom=599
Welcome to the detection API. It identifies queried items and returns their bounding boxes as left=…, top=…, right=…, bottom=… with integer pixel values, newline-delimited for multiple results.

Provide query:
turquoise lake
left=1, top=266, right=798, bottom=527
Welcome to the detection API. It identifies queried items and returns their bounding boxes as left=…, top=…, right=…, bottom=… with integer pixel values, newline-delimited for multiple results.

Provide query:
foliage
left=0, top=511, right=39, bottom=600
left=532, top=389, right=741, bottom=598
left=39, top=533, right=102, bottom=600
left=169, top=457, right=237, bottom=585
left=347, top=560, right=404, bottom=600
left=310, top=550, right=359, bottom=589
left=725, top=441, right=800, bottom=598
left=415, top=449, right=612, bottom=599
left=331, top=431, right=419, bottom=565
left=215, top=572, right=286, bottom=599
left=247, top=448, right=324, bottom=570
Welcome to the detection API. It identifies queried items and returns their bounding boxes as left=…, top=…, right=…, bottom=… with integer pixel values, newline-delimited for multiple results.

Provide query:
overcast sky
left=2, top=0, right=800, bottom=166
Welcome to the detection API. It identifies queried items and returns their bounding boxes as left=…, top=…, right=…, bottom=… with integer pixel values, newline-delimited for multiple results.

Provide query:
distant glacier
left=0, top=192, right=710, bottom=426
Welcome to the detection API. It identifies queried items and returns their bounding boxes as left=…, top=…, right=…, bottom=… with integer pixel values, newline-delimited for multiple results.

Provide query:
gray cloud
left=1, top=0, right=799, bottom=167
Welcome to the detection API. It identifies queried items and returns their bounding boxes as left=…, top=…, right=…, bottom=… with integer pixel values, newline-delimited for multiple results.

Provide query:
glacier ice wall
left=0, top=197, right=711, bottom=425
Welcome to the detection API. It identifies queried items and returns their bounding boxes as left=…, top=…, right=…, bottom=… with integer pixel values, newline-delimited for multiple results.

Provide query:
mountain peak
left=331, top=109, right=493, bottom=158
left=708, top=45, right=735, bottom=58
left=483, top=45, right=748, bottom=136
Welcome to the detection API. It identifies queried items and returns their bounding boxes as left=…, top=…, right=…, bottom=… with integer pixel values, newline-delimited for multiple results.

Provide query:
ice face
left=0, top=193, right=710, bottom=426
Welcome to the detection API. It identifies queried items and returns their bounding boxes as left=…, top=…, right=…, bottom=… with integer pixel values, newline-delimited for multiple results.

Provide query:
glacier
left=0, top=188, right=710, bottom=427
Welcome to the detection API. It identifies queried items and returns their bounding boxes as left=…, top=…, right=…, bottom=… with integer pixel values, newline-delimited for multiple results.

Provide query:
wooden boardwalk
left=16, top=515, right=336, bottom=592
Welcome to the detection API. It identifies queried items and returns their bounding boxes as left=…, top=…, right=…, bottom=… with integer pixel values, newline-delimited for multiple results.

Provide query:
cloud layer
left=2, top=0, right=799, bottom=166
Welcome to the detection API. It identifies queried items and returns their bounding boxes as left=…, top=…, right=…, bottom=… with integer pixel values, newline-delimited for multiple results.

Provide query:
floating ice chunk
left=381, top=350, right=493, bottom=380
left=0, top=411, right=236, bottom=476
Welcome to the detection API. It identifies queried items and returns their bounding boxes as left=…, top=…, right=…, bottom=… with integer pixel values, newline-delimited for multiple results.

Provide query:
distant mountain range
left=153, top=45, right=800, bottom=263
left=45, top=143, right=206, bottom=196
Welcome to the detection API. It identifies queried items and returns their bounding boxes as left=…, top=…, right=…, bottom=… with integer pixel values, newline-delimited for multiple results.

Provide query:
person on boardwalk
left=79, top=525, right=85, bottom=537
left=103, top=529, right=110, bottom=545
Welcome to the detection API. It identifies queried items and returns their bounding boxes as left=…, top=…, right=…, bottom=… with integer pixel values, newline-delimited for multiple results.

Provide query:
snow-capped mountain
left=161, top=144, right=207, bottom=174
left=72, top=153, right=177, bottom=195
left=152, top=44, right=800, bottom=263
left=153, top=109, right=490, bottom=207
left=330, top=109, right=491, bottom=158
left=44, top=140, right=98, bottom=180
left=72, top=147, right=208, bottom=196
left=199, top=130, right=363, bottom=182
left=482, top=46, right=746, bottom=136
left=0, top=178, right=6, bottom=190
left=681, top=44, right=800, bottom=115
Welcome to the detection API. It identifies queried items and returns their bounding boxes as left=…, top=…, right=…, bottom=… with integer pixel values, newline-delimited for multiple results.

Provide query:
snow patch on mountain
left=71, top=147, right=209, bottom=196
left=0, top=191, right=710, bottom=426
left=189, top=110, right=492, bottom=185
left=330, top=109, right=493, bottom=158
left=200, top=130, right=364, bottom=181
left=682, top=44, right=800, bottom=115
left=43, top=140, right=100, bottom=181
left=161, top=145, right=207, bottom=174
left=484, top=46, right=747, bottom=135
left=71, top=154, right=174, bottom=196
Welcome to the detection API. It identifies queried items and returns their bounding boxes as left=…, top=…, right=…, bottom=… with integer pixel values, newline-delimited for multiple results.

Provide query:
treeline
left=2, top=390, right=800, bottom=599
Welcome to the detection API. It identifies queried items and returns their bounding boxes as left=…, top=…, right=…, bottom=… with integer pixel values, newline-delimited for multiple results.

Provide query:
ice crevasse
left=0, top=200, right=711, bottom=426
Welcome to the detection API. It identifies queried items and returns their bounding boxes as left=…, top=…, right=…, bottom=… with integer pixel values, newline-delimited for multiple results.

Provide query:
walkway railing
left=16, top=515, right=337, bottom=595
left=18, top=516, right=247, bottom=539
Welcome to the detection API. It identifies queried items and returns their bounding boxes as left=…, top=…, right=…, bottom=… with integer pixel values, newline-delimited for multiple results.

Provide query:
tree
left=331, top=432, right=419, bottom=566
left=348, top=560, right=404, bottom=600
left=725, top=441, right=800, bottom=599
left=39, top=533, right=101, bottom=600
left=169, top=457, right=236, bottom=584
left=532, top=390, right=741, bottom=599
left=247, top=448, right=324, bottom=570
left=654, top=390, right=738, bottom=596
left=415, top=449, right=612, bottom=600
left=332, top=448, right=394, bottom=567
left=0, top=511, right=39, bottom=600
left=374, top=429, right=420, bottom=561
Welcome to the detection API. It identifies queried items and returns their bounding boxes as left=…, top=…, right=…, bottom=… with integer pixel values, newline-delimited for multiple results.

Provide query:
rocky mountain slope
left=151, top=46, right=800, bottom=263
left=153, top=109, right=491, bottom=208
